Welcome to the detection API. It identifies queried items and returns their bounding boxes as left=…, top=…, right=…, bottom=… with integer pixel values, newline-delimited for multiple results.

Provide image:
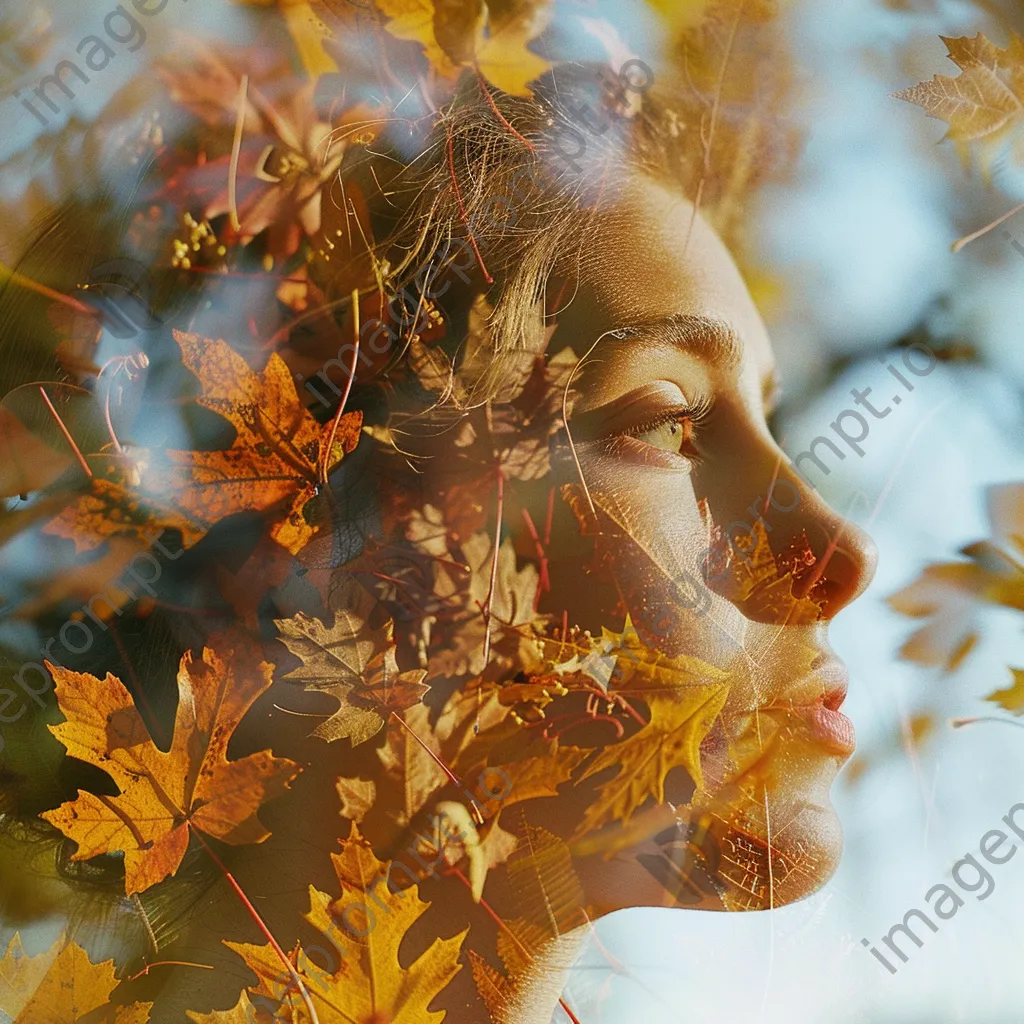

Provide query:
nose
left=704, top=437, right=878, bottom=623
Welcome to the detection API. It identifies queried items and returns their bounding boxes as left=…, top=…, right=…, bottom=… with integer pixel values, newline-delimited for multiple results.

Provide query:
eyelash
left=624, top=395, right=713, bottom=458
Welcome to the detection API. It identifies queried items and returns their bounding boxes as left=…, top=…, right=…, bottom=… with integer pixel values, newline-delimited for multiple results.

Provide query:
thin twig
left=320, top=288, right=361, bottom=486
left=474, top=64, right=534, bottom=150
left=952, top=201, right=1024, bottom=252
left=192, top=831, right=321, bottom=1024
left=38, top=386, right=91, bottom=477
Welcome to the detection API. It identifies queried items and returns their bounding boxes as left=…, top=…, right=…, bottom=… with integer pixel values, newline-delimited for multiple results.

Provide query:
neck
left=499, top=927, right=589, bottom=1024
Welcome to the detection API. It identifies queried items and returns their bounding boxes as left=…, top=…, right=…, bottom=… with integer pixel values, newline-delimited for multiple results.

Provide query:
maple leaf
left=454, top=718, right=588, bottom=806
left=276, top=607, right=429, bottom=744
left=986, top=668, right=1024, bottom=715
left=0, top=934, right=153, bottom=1023
left=427, top=533, right=545, bottom=680
left=40, top=638, right=301, bottom=895
left=223, top=824, right=466, bottom=1022
left=145, top=331, right=362, bottom=555
left=377, top=0, right=552, bottom=96
left=42, top=476, right=206, bottom=555
left=893, top=33, right=1024, bottom=170
left=572, top=689, right=728, bottom=839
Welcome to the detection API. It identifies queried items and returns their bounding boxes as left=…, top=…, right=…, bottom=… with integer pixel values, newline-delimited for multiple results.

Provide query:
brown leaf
left=276, top=607, right=429, bottom=744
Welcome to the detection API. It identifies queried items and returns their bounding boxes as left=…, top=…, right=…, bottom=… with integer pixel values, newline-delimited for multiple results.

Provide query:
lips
left=794, top=702, right=856, bottom=755
left=794, top=658, right=854, bottom=754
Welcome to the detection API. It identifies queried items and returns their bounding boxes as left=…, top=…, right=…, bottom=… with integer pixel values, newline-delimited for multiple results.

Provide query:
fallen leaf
left=276, top=607, right=429, bottom=744
left=146, top=331, right=362, bottom=555
left=0, top=934, right=153, bottom=1023
left=224, top=824, right=466, bottom=1022
left=40, top=638, right=301, bottom=895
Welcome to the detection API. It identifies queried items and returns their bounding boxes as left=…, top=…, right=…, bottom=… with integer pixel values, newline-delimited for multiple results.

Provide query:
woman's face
left=493, top=171, right=878, bottom=915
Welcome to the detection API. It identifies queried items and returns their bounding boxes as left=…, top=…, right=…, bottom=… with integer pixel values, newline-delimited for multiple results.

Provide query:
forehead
left=570, top=173, right=775, bottom=390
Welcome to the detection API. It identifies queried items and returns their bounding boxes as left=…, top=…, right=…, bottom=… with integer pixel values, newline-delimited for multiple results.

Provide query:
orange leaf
left=146, top=331, right=361, bottom=554
left=40, top=637, right=301, bottom=895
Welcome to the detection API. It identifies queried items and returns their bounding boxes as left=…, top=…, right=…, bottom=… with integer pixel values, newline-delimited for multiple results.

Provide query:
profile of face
left=391, top=166, right=877, bottom=937
left=0, top=133, right=876, bottom=1024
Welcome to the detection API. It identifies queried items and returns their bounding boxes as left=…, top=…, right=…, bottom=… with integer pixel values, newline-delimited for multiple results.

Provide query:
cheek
left=565, top=448, right=748, bottom=662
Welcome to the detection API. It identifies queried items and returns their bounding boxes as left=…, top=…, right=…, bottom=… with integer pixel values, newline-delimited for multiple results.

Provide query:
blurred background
left=3, top=0, right=1024, bottom=1021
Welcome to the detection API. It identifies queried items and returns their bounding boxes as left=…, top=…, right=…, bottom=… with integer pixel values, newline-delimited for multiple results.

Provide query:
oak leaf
left=224, top=824, right=466, bottom=1022
left=40, top=639, right=301, bottom=895
left=146, top=331, right=361, bottom=555
left=0, top=934, right=152, bottom=1023
left=276, top=608, right=429, bottom=744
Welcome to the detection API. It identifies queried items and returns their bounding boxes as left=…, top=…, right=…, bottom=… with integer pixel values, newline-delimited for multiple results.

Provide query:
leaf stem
left=389, top=710, right=463, bottom=791
left=320, top=288, right=361, bottom=486
left=38, top=386, right=91, bottom=477
left=191, top=831, right=320, bottom=1024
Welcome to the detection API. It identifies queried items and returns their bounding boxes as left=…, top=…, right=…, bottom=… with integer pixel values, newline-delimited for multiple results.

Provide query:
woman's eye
left=630, top=413, right=699, bottom=456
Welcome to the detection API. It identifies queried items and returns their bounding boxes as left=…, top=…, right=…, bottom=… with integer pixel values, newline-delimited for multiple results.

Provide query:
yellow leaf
left=224, top=824, right=466, bottom=1022
left=376, top=0, right=552, bottom=95
left=986, top=668, right=1024, bottom=715
left=376, top=0, right=460, bottom=78
left=894, top=32, right=1024, bottom=171
left=0, top=934, right=152, bottom=1023
left=573, top=689, right=729, bottom=840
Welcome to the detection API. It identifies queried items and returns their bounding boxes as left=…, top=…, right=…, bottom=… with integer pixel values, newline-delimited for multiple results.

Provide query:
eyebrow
left=607, top=313, right=744, bottom=372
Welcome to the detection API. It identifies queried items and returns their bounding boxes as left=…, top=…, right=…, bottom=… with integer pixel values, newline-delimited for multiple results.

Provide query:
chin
left=700, top=725, right=850, bottom=911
